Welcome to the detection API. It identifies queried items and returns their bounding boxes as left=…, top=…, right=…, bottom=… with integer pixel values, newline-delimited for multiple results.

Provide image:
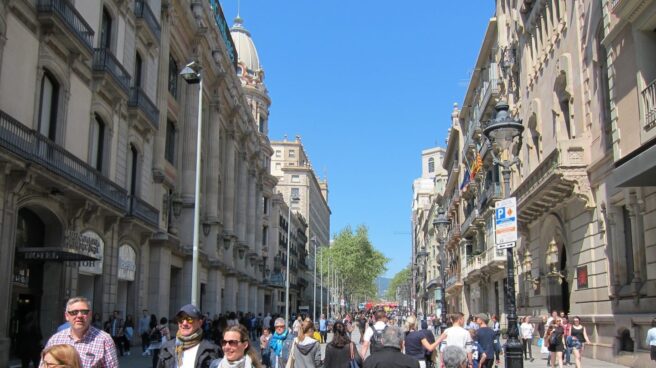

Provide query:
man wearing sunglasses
left=157, top=304, right=219, bottom=368
left=43, top=296, right=119, bottom=368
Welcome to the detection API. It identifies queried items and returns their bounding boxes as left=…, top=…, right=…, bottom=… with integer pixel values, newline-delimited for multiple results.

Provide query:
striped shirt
left=45, top=325, right=119, bottom=368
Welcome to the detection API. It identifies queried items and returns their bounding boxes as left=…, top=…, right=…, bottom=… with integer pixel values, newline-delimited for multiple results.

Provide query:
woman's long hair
left=297, top=320, right=315, bottom=341
left=42, top=344, right=82, bottom=368
left=223, top=324, right=262, bottom=368
left=330, top=321, right=351, bottom=348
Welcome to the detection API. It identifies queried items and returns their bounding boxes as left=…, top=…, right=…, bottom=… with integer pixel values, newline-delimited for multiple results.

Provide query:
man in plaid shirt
left=44, top=296, right=119, bottom=368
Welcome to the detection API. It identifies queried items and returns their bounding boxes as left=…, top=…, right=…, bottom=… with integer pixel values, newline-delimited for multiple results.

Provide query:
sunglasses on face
left=178, top=316, right=196, bottom=324
left=275, top=325, right=285, bottom=329
left=221, top=339, right=244, bottom=347
left=66, top=309, right=91, bottom=317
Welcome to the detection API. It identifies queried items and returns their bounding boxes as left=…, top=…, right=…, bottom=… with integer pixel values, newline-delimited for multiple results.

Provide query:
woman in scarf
left=210, top=324, right=262, bottom=368
left=269, top=317, right=294, bottom=368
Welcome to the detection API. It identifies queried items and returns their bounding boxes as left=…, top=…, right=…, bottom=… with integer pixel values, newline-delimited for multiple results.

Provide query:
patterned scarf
left=176, top=329, right=204, bottom=366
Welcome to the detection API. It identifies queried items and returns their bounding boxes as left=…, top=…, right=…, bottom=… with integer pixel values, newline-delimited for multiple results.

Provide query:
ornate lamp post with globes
left=483, top=100, right=524, bottom=368
left=432, top=207, right=450, bottom=334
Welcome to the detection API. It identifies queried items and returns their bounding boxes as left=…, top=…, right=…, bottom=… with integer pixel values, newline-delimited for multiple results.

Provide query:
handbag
left=285, top=340, right=297, bottom=368
left=349, top=342, right=360, bottom=368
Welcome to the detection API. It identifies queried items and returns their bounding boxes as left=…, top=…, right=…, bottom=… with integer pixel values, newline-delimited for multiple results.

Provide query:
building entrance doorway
left=548, top=243, right=570, bottom=315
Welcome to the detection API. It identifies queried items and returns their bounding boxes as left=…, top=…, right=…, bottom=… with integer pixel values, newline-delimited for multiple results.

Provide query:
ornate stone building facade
left=0, top=0, right=282, bottom=364
left=419, top=0, right=655, bottom=366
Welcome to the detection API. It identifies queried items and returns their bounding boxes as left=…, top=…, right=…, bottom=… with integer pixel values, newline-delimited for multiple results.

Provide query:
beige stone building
left=270, top=136, right=330, bottom=317
left=411, top=147, right=447, bottom=315
left=0, top=0, right=281, bottom=363
left=421, top=0, right=655, bottom=366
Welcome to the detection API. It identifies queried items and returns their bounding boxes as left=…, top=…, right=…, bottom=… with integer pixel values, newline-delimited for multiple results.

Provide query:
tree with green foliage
left=319, top=225, right=389, bottom=309
left=385, top=265, right=412, bottom=301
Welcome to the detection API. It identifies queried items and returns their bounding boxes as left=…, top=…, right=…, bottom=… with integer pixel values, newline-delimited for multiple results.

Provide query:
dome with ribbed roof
left=230, top=16, right=262, bottom=77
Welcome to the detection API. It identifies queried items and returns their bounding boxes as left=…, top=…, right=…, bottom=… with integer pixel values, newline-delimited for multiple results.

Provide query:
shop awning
left=613, top=141, right=656, bottom=187
left=17, top=247, right=101, bottom=261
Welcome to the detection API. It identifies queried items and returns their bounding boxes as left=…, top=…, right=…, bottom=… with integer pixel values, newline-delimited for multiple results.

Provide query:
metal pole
left=320, top=250, right=323, bottom=317
left=439, top=237, right=447, bottom=335
left=285, top=202, right=292, bottom=325
left=313, top=238, right=317, bottom=322
left=191, top=77, right=203, bottom=306
left=502, top=162, right=523, bottom=368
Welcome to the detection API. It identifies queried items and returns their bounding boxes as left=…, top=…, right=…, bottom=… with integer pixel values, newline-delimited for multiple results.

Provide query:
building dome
left=230, top=16, right=261, bottom=75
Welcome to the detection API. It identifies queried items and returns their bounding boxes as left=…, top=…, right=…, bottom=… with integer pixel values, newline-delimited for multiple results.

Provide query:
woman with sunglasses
left=211, top=325, right=262, bottom=368
left=546, top=319, right=565, bottom=368
left=40, top=344, right=82, bottom=368
left=569, top=317, right=589, bottom=368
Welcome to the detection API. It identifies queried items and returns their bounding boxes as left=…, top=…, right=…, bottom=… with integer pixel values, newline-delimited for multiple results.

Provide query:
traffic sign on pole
left=494, top=197, right=517, bottom=246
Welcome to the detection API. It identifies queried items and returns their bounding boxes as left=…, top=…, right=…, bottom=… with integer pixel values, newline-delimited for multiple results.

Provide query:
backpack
left=369, top=325, right=387, bottom=354
left=149, top=326, right=162, bottom=342
left=549, top=332, right=558, bottom=346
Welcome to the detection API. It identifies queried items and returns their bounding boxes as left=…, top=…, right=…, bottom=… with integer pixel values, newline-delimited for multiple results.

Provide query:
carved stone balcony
left=93, top=48, right=131, bottom=99
left=445, top=273, right=463, bottom=295
left=37, top=0, right=94, bottom=59
left=513, top=138, right=592, bottom=224
left=134, top=0, right=161, bottom=45
left=128, top=87, right=159, bottom=134
left=479, top=182, right=502, bottom=212
left=463, top=246, right=506, bottom=281
left=127, top=195, right=159, bottom=228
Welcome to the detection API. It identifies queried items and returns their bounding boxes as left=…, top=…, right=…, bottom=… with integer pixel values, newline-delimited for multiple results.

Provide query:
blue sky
left=221, top=1, right=495, bottom=278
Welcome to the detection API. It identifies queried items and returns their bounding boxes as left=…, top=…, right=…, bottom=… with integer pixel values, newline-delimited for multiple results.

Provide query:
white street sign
left=497, top=241, right=515, bottom=250
left=494, top=197, right=517, bottom=245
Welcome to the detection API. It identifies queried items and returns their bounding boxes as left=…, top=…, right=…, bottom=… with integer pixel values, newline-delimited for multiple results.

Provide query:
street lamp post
left=180, top=61, right=202, bottom=306
left=285, top=195, right=300, bottom=325
left=320, top=247, right=323, bottom=318
left=312, top=236, right=317, bottom=322
left=483, top=101, right=524, bottom=368
left=416, top=247, right=428, bottom=316
left=432, top=207, right=450, bottom=334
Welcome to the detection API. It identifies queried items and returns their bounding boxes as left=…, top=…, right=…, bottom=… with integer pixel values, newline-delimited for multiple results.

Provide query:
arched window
left=127, top=144, right=139, bottom=196
left=91, top=114, right=105, bottom=171
left=134, top=52, right=143, bottom=88
left=38, top=71, right=60, bottom=141
left=428, top=157, right=435, bottom=173
left=168, top=55, right=178, bottom=98
left=100, top=8, right=112, bottom=49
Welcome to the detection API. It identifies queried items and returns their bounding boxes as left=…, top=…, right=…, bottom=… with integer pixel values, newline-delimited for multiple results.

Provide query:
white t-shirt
left=520, top=323, right=534, bottom=339
left=363, top=321, right=387, bottom=342
left=180, top=344, right=200, bottom=368
left=441, top=326, right=472, bottom=352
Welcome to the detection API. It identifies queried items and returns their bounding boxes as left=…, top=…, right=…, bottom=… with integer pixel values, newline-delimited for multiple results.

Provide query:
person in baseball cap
left=156, top=304, right=218, bottom=367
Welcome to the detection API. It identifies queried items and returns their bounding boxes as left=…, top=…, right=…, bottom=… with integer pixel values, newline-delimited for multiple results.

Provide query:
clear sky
left=220, top=1, right=496, bottom=278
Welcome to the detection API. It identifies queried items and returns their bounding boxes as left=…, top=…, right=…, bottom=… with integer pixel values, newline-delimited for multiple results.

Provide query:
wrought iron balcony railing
left=128, top=195, right=159, bottom=227
left=128, top=87, right=159, bottom=130
left=642, top=78, right=656, bottom=131
left=0, top=109, right=127, bottom=211
left=37, top=0, right=94, bottom=51
left=134, top=0, right=161, bottom=40
left=93, top=48, right=131, bottom=94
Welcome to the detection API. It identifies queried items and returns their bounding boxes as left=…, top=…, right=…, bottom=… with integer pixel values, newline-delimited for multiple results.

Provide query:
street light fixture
left=483, top=100, right=524, bottom=368
left=546, top=239, right=566, bottom=283
left=180, top=60, right=203, bottom=306
left=285, top=195, right=300, bottom=325
left=432, top=206, right=450, bottom=334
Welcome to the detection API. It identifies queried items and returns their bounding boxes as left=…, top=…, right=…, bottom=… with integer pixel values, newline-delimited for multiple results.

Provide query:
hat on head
left=176, top=304, right=202, bottom=319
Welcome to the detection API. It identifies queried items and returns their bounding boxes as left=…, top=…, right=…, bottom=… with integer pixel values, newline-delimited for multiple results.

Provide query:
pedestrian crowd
left=28, top=297, right=654, bottom=368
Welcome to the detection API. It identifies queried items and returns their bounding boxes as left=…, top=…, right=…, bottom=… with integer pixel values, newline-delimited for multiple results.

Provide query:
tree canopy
left=385, top=265, right=412, bottom=300
left=319, top=225, right=389, bottom=307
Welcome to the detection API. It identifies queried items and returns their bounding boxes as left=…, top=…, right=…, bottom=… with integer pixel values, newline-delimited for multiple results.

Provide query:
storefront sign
left=78, top=231, right=104, bottom=275
left=577, top=265, right=588, bottom=289
left=118, top=244, right=136, bottom=281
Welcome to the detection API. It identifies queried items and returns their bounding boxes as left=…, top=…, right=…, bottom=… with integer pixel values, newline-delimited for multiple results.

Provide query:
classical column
left=628, top=192, right=645, bottom=288
left=205, top=268, right=223, bottom=316
left=249, top=284, right=258, bottom=314
left=223, top=132, right=236, bottom=235
left=237, top=153, right=248, bottom=243
left=246, top=169, right=257, bottom=249
left=254, top=182, right=264, bottom=254
left=206, top=101, right=221, bottom=222
left=257, top=287, right=266, bottom=315
left=223, top=276, right=238, bottom=312
left=238, top=280, right=249, bottom=312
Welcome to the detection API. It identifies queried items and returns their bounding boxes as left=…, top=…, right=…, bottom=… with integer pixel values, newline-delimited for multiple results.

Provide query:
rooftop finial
left=233, top=0, right=243, bottom=26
